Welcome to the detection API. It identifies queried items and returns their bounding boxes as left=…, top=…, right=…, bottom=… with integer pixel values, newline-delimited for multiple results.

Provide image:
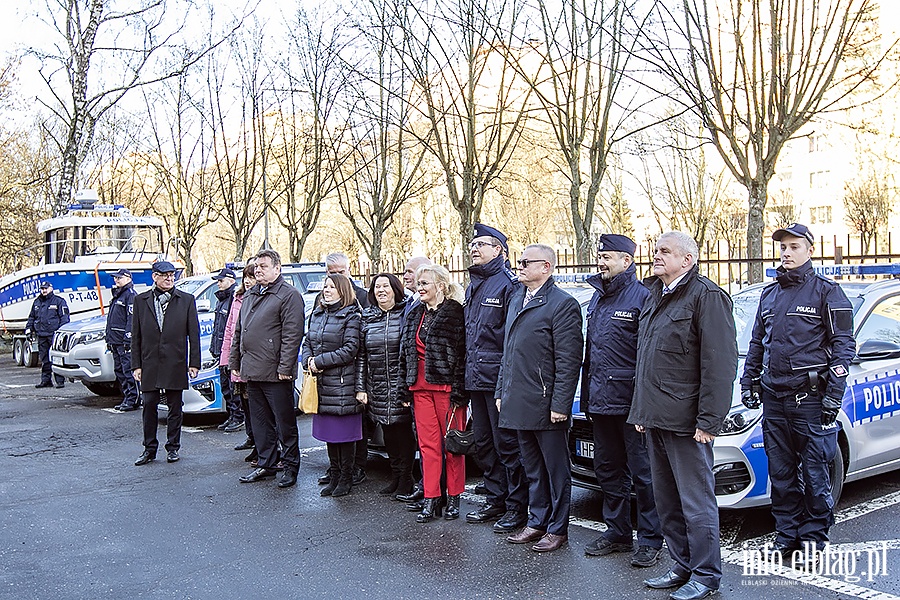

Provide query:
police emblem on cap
left=597, top=242, right=604, bottom=250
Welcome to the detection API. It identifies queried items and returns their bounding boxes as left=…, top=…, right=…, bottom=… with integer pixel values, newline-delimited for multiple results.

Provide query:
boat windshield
left=44, top=224, right=164, bottom=263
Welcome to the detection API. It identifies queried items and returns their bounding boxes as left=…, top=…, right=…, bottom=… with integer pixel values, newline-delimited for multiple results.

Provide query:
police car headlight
left=719, top=406, right=762, bottom=436
left=72, top=331, right=106, bottom=346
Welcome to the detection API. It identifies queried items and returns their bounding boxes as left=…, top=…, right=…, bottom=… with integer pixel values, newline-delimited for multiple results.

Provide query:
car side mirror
left=854, top=339, right=900, bottom=363
left=196, top=299, right=211, bottom=313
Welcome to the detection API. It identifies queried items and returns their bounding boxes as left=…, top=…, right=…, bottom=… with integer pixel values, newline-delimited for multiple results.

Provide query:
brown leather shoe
left=506, top=526, right=546, bottom=544
left=532, top=533, right=568, bottom=552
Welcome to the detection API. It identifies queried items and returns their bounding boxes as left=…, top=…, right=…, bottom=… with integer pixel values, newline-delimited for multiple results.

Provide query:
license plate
left=575, top=438, right=594, bottom=459
left=51, top=355, right=63, bottom=366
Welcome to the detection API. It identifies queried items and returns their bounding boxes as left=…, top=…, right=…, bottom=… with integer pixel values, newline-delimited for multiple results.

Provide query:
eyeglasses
left=416, top=280, right=435, bottom=288
left=517, top=259, right=548, bottom=268
left=153, top=272, right=176, bottom=279
left=469, top=240, right=498, bottom=250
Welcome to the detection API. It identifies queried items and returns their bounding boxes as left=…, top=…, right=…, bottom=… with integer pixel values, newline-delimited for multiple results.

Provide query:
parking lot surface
left=1, top=355, right=898, bottom=599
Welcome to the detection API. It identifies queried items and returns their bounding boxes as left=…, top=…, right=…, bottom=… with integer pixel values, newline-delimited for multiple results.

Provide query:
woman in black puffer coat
left=355, top=273, right=415, bottom=498
left=302, top=274, right=362, bottom=497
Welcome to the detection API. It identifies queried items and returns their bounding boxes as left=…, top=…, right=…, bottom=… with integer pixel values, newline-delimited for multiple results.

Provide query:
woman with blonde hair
left=398, top=264, right=468, bottom=522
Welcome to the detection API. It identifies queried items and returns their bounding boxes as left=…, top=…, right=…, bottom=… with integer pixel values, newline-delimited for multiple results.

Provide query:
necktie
left=523, top=290, right=534, bottom=307
left=662, top=286, right=671, bottom=296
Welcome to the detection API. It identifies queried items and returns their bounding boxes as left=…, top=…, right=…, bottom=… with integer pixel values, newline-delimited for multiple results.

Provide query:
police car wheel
left=829, top=445, right=846, bottom=506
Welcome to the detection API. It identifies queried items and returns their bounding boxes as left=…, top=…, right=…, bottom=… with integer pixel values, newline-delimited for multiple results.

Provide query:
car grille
left=713, top=462, right=752, bottom=496
left=52, top=332, right=73, bottom=352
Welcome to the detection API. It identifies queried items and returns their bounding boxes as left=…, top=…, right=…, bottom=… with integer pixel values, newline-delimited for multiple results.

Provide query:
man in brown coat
left=132, top=261, right=201, bottom=466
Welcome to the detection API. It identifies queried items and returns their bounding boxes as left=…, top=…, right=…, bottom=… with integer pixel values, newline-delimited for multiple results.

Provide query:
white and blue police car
left=570, top=263, right=900, bottom=509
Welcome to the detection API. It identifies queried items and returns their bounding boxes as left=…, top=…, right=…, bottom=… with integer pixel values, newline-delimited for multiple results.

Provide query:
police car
left=571, top=263, right=900, bottom=509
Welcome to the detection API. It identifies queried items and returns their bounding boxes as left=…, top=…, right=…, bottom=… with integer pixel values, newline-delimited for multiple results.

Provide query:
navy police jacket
left=26, top=292, right=70, bottom=337
left=580, top=263, right=649, bottom=415
left=105, top=283, right=136, bottom=345
left=741, top=260, right=855, bottom=401
left=210, top=284, right=236, bottom=357
left=464, top=255, right=519, bottom=391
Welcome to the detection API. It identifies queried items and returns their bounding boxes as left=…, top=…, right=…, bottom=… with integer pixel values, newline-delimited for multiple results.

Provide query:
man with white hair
left=628, top=232, right=737, bottom=600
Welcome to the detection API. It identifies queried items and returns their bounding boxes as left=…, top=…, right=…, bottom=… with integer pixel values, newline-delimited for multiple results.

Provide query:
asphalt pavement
left=1, top=354, right=898, bottom=600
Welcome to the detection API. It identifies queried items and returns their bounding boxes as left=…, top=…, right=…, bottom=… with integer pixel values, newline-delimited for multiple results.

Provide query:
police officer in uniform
left=463, top=223, right=528, bottom=533
left=581, top=234, right=664, bottom=567
left=741, top=223, right=855, bottom=560
left=27, top=281, right=70, bottom=388
left=107, top=269, right=140, bottom=411
left=210, top=267, right=242, bottom=432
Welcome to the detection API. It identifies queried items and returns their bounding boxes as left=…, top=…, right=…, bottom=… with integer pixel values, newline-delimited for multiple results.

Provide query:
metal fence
left=355, top=232, right=900, bottom=294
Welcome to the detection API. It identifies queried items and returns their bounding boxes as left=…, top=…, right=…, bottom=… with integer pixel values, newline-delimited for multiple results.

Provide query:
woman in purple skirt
left=302, top=273, right=363, bottom=497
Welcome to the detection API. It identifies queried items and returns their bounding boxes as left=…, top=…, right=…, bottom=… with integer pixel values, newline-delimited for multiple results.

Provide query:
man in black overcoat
left=132, top=261, right=201, bottom=466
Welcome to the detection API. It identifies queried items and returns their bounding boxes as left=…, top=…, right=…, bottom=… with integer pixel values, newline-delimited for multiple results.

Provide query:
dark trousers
left=647, top=428, right=721, bottom=589
left=111, top=345, right=139, bottom=407
left=471, top=390, right=527, bottom=512
left=762, top=390, right=837, bottom=547
left=248, top=380, right=299, bottom=472
left=381, top=421, right=417, bottom=486
left=141, top=389, right=183, bottom=454
left=38, top=335, right=63, bottom=385
left=517, top=428, right=571, bottom=536
left=239, top=390, right=254, bottom=443
left=354, top=411, right=372, bottom=470
left=590, top=413, right=663, bottom=548
left=219, top=366, right=243, bottom=421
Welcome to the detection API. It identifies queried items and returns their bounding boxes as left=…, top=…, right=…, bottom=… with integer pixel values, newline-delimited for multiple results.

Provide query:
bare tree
left=502, top=0, right=655, bottom=264
left=33, top=0, right=239, bottom=213
left=844, top=168, right=893, bottom=258
left=338, top=0, right=433, bottom=271
left=141, top=65, right=217, bottom=275
left=767, top=189, right=799, bottom=229
left=207, top=25, right=270, bottom=262
left=399, top=0, right=532, bottom=261
left=595, top=159, right=635, bottom=239
left=641, top=0, right=889, bottom=281
left=271, top=7, right=355, bottom=262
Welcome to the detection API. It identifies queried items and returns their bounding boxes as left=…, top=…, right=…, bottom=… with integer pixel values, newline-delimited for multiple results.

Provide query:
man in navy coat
left=496, top=244, right=583, bottom=553
left=132, top=261, right=200, bottom=466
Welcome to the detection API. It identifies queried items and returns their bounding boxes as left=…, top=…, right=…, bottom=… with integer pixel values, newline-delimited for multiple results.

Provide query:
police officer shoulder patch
left=830, top=364, right=848, bottom=378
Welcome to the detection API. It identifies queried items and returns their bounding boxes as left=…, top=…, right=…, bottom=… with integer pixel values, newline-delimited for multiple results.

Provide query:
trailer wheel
left=12, top=338, right=24, bottom=366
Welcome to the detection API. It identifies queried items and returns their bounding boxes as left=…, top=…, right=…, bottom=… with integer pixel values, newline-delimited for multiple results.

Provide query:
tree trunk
left=747, top=178, right=768, bottom=283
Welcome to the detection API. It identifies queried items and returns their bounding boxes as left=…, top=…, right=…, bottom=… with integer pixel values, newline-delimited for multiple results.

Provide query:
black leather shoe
left=669, top=580, right=717, bottom=600
left=644, top=570, right=690, bottom=590
left=405, top=500, right=425, bottom=512
left=493, top=510, right=528, bottom=533
left=134, top=451, right=155, bottom=466
left=114, top=403, right=139, bottom=412
left=466, top=503, right=505, bottom=523
left=217, top=418, right=232, bottom=431
left=166, top=450, right=179, bottom=463
left=244, top=449, right=258, bottom=463
left=35, top=382, right=53, bottom=388
left=444, top=495, right=460, bottom=520
left=239, top=467, right=277, bottom=483
left=473, top=481, right=488, bottom=495
left=770, top=541, right=802, bottom=560
left=234, top=438, right=254, bottom=451
left=277, top=470, right=297, bottom=488
left=396, top=487, right=424, bottom=503
left=417, top=497, right=444, bottom=523
left=352, top=467, right=367, bottom=485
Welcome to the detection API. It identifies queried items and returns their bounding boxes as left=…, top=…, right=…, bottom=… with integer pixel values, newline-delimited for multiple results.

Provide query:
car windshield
left=733, top=284, right=866, bottom=356
left=175, top=278, right=207, bottom=295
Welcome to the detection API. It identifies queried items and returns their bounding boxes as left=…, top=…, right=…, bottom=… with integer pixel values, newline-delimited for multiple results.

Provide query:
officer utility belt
left=762, top=369, right=828, bottom=405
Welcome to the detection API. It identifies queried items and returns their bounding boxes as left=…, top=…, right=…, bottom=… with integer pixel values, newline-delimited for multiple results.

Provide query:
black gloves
left=822, top=396, right=842, bottom=426
left=741, top=389, right=761, bottom=409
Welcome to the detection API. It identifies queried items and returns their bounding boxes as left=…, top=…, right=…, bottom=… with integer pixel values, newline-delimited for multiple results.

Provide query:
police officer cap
left=152, top=261, right=177, bottom=274
left=472, top=223, right=509, bottom=254
left=111, top=268, right=132, bottom=278
left=38, top=280, right=52, bottom=289
left=597, top=233, right=637, bottom=256
left=212, top=267, right=236, bottom=280
left=772, top=222, right=814, bottom=245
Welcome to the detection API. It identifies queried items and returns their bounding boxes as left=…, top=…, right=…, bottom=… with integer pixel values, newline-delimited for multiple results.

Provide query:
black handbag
left=445, top=405, right=476, bottom=456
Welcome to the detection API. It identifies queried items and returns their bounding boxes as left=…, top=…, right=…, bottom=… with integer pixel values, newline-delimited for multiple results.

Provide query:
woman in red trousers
left=398, top=264, right=468, bottom=523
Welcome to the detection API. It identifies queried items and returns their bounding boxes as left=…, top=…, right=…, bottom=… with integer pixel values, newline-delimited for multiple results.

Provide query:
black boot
left=321, top=444, right=340, bottom=497
left=332, top=442, right=354, bottom=497
left=444, top=495, right=460, bottom=520
left=417, top=497, right=445, bottom=523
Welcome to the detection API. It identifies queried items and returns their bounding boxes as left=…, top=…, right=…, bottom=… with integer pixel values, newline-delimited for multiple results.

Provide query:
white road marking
left=1, top=384, right=29, bottom=388
left=835, top=490, right=900, bottom=525
left=300, top=445, right=326, bottom=455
